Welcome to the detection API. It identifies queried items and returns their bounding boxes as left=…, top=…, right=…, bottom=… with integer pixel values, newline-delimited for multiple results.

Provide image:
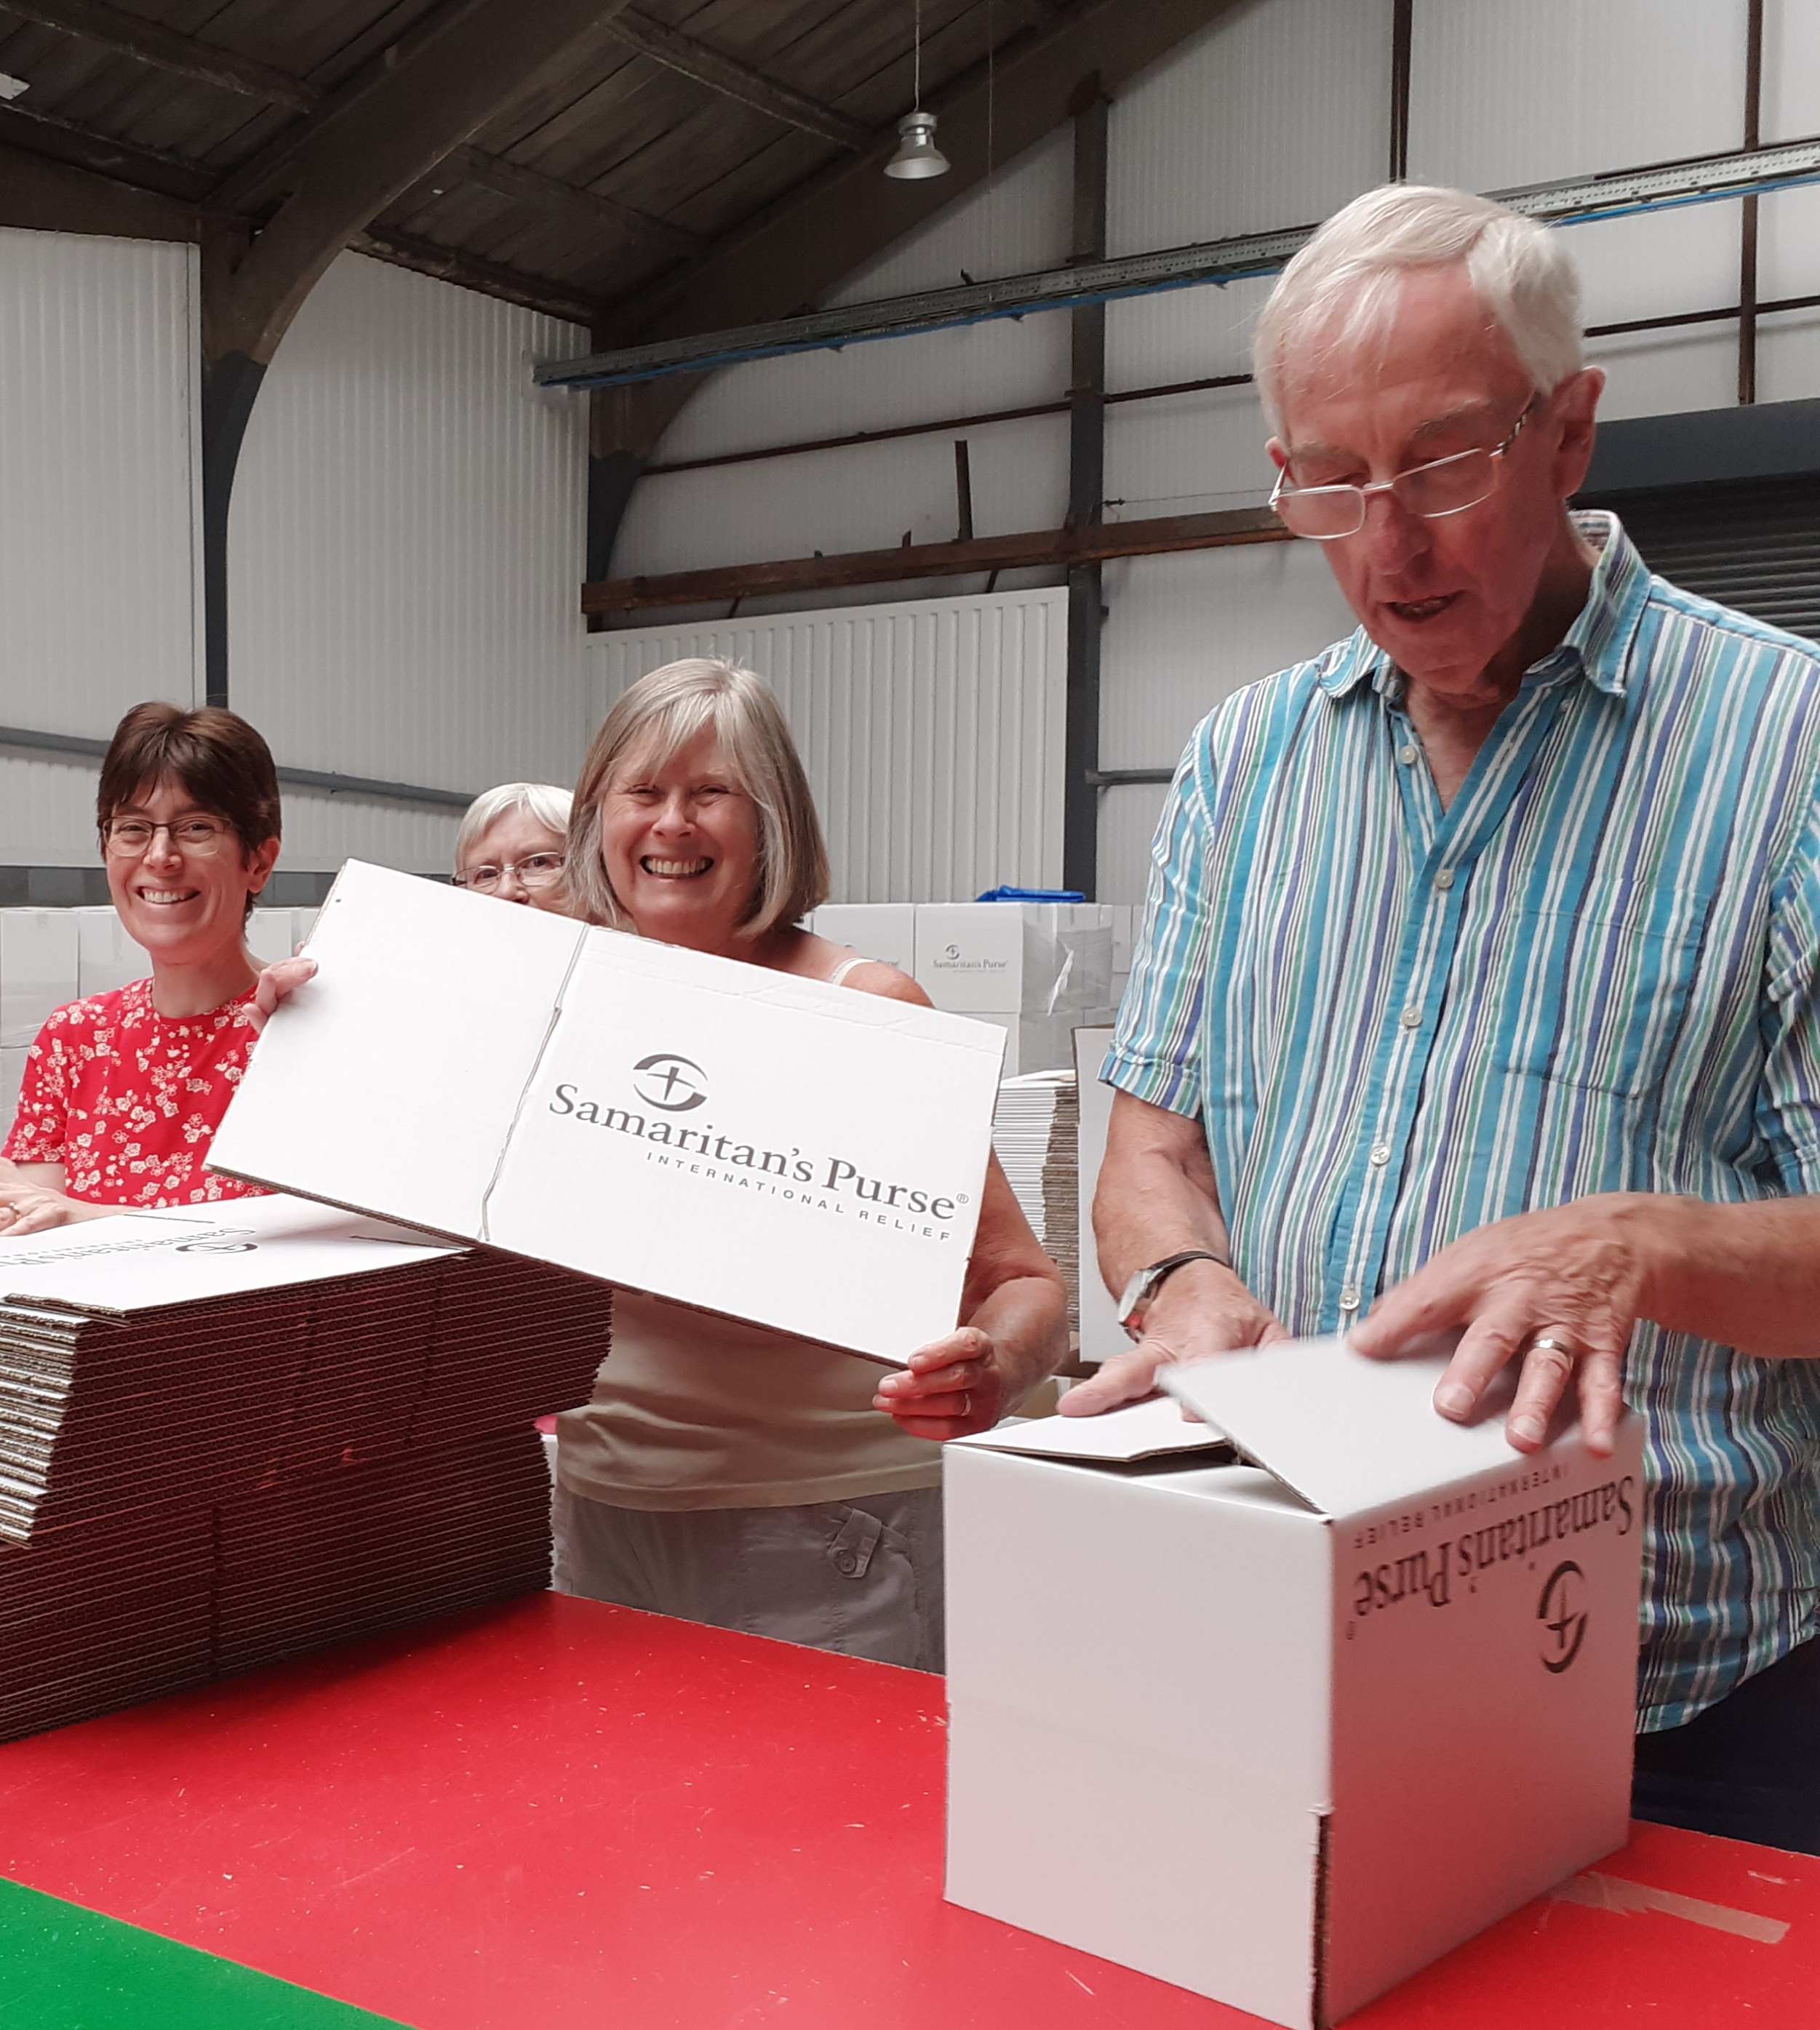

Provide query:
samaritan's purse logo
left=631, top=1052, right=709, bottom=1113
left=1538, top=1560, right=1588, bottom=1674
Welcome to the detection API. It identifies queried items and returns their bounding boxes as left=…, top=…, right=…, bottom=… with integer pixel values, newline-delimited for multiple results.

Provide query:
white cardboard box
left=811, top=904, right=917, bottom=975
left=945, top=1339, right=1643, bottom=2027
left=209, top=861, right=1005, bottom=1366
left=914, top=905, right=1112, bottom=1016
left=0, top=910, right=80, bottom=1047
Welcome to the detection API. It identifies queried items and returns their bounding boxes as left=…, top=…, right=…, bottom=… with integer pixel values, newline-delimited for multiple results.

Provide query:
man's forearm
left=1629, top=1192, right=1820, bottom=1361
left=1093, top=1144, right=1233, bottom=1299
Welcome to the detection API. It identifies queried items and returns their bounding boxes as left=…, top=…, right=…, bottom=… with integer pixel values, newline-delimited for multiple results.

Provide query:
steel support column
left=1063, top=83, right=1109, bottom=900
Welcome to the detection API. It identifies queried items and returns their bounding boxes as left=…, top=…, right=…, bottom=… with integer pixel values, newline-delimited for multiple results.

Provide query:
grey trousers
left=553, top=1483, right=946, bottom=1674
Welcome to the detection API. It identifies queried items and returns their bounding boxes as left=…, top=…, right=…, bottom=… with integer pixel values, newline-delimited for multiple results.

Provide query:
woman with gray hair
left=552, top=657, right=1066, bottom=1671
left=452, top=781, right=572, bottom=911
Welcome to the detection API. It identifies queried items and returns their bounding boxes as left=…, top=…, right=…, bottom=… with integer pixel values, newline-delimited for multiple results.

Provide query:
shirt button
left=1397, top=744, right=1418, bottom=765
left=1340, top=1284, right=1361, bottom=1312
left=1369, top=1144, right=1391, bottom=1167
left=1400, top=1006, right=1421, bottom=1030
left=1434, top=868, right=1456, bottom=891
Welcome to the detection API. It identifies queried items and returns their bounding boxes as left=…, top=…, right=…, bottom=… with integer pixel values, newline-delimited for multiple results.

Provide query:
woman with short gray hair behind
left=553, top=658, right=1066, bottom=1671
left=452, top=781, right=572, bottom=911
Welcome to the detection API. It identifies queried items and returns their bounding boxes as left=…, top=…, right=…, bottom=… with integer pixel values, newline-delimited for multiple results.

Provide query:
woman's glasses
left=104, top=817, right=231, bottom=858
left=452, top=852, right=567, bottom=893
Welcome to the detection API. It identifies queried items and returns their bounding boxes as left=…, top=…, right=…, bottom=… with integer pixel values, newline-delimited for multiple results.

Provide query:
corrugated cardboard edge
left=1312, top=1811, right=1333, bottom=2030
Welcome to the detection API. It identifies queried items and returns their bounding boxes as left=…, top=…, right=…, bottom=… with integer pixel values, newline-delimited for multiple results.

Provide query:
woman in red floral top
left=0, top=702, right=284, bottom=1233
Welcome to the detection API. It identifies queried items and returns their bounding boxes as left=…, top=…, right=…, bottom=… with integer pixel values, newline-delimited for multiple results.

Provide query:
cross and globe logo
left=1537, top=1560, right=1588, bottom=1674
left=632, top=1052, right=709, bottom=1113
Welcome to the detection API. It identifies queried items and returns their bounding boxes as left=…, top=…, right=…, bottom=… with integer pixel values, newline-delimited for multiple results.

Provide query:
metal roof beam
left=602, top=10, right=870, bottom=149
left=547, top=132, right=1820, bottom=391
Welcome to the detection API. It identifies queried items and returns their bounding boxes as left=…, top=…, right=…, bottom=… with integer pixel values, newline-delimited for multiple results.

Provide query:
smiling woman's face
left=103, top=774, right=277, bottom=964
left=597, top=725, right=762, bottom=951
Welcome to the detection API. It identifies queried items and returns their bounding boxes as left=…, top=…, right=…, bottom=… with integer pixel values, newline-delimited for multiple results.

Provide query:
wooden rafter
left=603, top=11, right=870, bottom=149
left=0, top=0, right=319, bottom=111
left=583, top=505, right=1288, bottom=614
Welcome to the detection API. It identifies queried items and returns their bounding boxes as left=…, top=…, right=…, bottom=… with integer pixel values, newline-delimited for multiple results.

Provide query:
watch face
left=1117, top=1266, right=1152, bottom=1325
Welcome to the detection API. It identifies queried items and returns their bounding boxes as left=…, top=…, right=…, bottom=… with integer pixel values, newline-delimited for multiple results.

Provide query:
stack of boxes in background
left=0, top=907, right=316, bottom=1130
left=810, top=900, right=1125, bottom=1076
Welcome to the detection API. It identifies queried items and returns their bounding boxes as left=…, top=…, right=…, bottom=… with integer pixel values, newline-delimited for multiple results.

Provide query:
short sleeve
left=2, top=1004, right=83, bottom=1167
left=1755, top=782, right=1820, bottom=1194
left=1102, top=730, right=1218, bottom=1119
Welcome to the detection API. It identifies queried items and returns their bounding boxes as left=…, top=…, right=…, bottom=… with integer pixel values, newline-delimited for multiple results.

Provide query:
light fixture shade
left=885, top=110, right=950, bottom=180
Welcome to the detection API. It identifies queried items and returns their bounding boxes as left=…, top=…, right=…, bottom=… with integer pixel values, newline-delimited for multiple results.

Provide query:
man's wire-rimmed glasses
left=1269, top=397, right=1538, bottom=540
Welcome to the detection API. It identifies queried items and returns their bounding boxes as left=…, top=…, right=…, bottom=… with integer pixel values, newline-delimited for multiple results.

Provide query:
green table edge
left=0, top=1876, right=410, bottom=2029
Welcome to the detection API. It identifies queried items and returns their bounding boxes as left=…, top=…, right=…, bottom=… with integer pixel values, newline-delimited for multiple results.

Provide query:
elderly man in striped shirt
left=1066, top=183, right=1820, bottom=1855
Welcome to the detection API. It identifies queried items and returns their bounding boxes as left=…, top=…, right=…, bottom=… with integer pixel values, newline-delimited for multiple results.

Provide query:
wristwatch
left=1117, top=1250, right=1226, bottom=1342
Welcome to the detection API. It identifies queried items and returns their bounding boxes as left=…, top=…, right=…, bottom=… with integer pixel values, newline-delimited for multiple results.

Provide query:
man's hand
left=1349, top=1196, right=1648, bottom=1458
left=246, top=956, right=317, bottom=1034
left=1059, top=1258, right=1291, bottom=1415
left=874, top=1326, right=1010, bottom=1439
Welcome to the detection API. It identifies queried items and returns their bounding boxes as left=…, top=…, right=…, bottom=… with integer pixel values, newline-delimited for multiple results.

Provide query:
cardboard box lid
left=209, top=861, right=1006, bottom=1363
left=0, top=1194, right=460, bottom=1318
left=1160, top=1332, right=1542, bottom=1517
left=955, top=1395, right=1233, bottom=1463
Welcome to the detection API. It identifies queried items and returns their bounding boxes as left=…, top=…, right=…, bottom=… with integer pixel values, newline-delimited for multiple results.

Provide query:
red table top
left=0, top=1591, right=1812, bottom=2029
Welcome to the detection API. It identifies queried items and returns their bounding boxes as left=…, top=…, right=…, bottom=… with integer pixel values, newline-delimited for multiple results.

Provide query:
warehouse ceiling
left=0, top=0, right=1156, bottom=334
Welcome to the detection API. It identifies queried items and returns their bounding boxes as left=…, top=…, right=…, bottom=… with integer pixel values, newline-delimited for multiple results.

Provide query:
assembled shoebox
left=913, top=904, right=1113, bottom=1016
left=809, top=904, right=917, bottom=976
left=945, top=1338, right=1644, bottom=2028
left=209, top=861, right=1005, bottom=1367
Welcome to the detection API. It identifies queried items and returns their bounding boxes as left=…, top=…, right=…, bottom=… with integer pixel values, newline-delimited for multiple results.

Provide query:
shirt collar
left=1314, top=511, right=1651, bottom=703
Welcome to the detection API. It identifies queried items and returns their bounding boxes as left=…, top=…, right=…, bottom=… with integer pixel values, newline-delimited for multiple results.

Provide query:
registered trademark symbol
left=957, top=1193, right=970, bottom=1204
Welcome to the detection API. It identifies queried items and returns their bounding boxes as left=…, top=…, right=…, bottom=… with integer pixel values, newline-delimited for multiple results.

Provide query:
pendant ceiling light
left=885, top=0, right=949, bottom=180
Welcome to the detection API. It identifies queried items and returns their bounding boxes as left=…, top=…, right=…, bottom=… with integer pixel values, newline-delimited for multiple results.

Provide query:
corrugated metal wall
left=615, top=0, right=1820, bottom=900
left=0, top=228, right=200, bottom=864
left=589, top=589, right=1066, bottom=902
left=231, top=251, right=594, bottom=873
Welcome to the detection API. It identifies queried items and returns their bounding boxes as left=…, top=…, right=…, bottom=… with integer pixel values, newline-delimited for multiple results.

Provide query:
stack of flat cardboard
left=989, top=1071, right=1079, bottom=1329
left=0, top=1194, right=609, bottom=1743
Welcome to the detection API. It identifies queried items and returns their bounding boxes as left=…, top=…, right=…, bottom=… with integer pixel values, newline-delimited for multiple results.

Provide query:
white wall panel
left=1560, top=207, right=1742, bottom=329
left=1763, top=0, right=1820, bottom=140
left=230, top=252, right=592, bottom=870
left=1098, top=540, right=1357, bottom=773
left=1108, top=0, right=1392, bottom=256
left=1104, top=381, right=1275, bottom=521
left=588, top=589, right=1066, bottom=902
left=618, top=409, right=1069, bottom=578
left=1097, top=782, right=1171, bottom=911
left=1585, top=327, right=1741, bottom=423
left=645, top=132, right=1071, bottom=474
left=1408, top=0, right=1748, bottom=193
left=0, top=229, right=201, bottom=863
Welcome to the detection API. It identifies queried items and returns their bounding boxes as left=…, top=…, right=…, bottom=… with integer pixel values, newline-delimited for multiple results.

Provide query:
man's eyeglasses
left=104, top=817, right=232, bottom=858
left=1270, top=399, right=1538, bottom=540
left=452, top=852, right=566, bottom=893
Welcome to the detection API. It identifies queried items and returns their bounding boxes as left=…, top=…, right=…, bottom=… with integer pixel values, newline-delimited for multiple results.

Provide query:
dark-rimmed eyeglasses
left=104, top=817, right=231, bottom=858
left=1270, top=398, right=1538, bottom=540
left=452, top=852, right=566, bottom=893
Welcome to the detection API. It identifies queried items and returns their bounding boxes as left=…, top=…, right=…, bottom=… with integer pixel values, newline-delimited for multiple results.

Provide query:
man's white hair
left=1252, top=183, right=1584, bottom=428
left=455, top=781, right=573, bottom=866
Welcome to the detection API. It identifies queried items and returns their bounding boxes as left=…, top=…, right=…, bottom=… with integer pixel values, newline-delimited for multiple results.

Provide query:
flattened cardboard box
left=944, top=1338, right=1644, bottom=2029
left=209, top=861, right=1005, bottom=1366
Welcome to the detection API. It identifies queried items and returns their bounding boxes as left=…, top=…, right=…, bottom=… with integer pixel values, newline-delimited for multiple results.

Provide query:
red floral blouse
left=3, top=979, right=270, bottom=1208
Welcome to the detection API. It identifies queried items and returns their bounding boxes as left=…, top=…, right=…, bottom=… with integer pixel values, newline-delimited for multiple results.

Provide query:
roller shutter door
left=1594, top=475, right=1820, bottom=647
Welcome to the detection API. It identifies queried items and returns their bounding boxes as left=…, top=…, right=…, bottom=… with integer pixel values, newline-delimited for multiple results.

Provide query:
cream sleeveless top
left=554, top=951, right=945, bottom=1511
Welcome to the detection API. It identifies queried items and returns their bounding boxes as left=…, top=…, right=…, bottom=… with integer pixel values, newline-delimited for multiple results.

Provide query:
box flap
left=1160, top=1331, right=1538, bottom=1516
left=954, top=1396, right=1233, bottom=1463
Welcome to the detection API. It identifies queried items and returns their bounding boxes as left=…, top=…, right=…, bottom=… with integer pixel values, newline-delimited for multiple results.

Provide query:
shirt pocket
left=1501, top=894, right=1707, bottom=1100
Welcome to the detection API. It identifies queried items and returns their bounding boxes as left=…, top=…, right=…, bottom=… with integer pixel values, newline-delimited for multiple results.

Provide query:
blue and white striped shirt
left=1108, top=514, right=1820, bottom=1730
